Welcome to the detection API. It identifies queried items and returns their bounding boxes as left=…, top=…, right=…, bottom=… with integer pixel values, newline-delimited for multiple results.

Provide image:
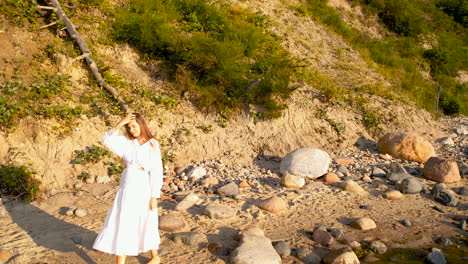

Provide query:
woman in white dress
left=93, top=113, right=163, bottom=264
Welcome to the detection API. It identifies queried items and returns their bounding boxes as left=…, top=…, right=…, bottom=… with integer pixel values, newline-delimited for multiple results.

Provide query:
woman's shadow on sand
left=4, top=201, right=98, bottom=264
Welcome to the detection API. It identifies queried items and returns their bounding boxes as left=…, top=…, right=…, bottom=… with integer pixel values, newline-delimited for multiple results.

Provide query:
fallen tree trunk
left=48, top=0, right=130, bottom=114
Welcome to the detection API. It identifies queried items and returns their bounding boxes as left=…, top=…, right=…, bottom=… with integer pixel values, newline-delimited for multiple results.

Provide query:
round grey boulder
left=280, top=148, right=331, bottom=179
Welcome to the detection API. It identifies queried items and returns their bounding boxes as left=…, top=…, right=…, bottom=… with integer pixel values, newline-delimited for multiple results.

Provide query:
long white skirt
left=93, top=168, right=160, bottom=256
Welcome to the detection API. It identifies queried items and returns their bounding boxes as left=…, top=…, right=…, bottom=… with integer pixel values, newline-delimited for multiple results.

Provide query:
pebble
left=204, top=203, right=236, bottom=219
left=238, top=180, right=250, bottom=188
left=258, top=196, right=288, bottom=214
left=460, top=219, right=466, bottom=230
left=369, top=241, right=387, bottom=254
left=186, top=166, right=207, bottom=181
left=436, top=237, right=454, bottom=246
left=401, top=219, right=412, bottom=227
left=436, top=137, right=454, bottom=146
left=398, top=177, right=424, bottom=194
left=0, top=248, right=12, bottom=263
left=323, top=172, right=341, bottom=183
left=431, top=183, right=458, bottom=207
left=296, top=248, right=321, bottom=264
left=348, top=241, right=361, bottom=248
left=159, top=214, right=186, bottom=232
left=273, top=241, right=290, bottom=258
left=175, top=193, right=200, bottom=211
left=207, top=242, right=229, bottom=256
left=323, top=247, right=360, bottom=264
left=329, top=228, right=345, bottom=241
left=172, top=232, right=204, bottom=247
left=336, top=165, right=350, bottom=176
left=352, top=217, right=377, bottom=231
left=74, top=208, right=87, bottom=217
left=387, top=163, right=411, bottom=183
left=362, top=254, right=379, bottom=262
left=383, top=190, right=404, bottom=200
left=231, top=227, right=282, bottom=264
left=372, top=167, right=386, bottom=177
left=203, top=176, right=219, bottom=186
left=96, top=175, right=111, bottom=184
left=343, top=180, right=367, bottom=195
left=217, top=182, right=240, bottom=196
left=425, top=248, right=447, bottom=264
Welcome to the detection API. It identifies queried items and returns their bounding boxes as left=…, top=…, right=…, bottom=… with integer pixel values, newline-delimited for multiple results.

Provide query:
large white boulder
left=280, top=148, right=331, bottom=179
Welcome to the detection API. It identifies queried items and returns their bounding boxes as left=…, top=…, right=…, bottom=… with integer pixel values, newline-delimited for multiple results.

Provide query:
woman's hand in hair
left=113, top=113, right=135, bottom=130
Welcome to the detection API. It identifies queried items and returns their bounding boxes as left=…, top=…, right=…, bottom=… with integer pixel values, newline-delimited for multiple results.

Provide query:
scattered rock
left=296, top=248, right=321, bottom=264
left=159, top=214, right=186, bottom=232
left=85, top=177, right=95, bottom=184
left=273, top=241, right=290, bottom=258
left=0, top=248, right=12, bottom=263
left=372, top=167, right=387, bottom=178
left=258, top=196, right=288, bottom=214
left=48, top=189, right=58, bottom=196
left=175, top=193, right=200, bottom=211
left=203, top=176, right=219, bottom=186
left=74, top=208, right=87, bottom=217
left=401, top=219, right=412, bottom=227
left=96, top=175, right=111, bottom=184
left=369, top=241, right=387, bottom=254
left=431, top=184, right=458, bottom=207
left=230, top=227, right=281, bottom=264
left=324, top=172, right=341, bottom=183
left=204, top=203, right=236, bottom=219
left=313, top=229, right=334, bottom=245
left=217, top=182, right=240, bottom=197
left=436, top=137, right=454, bottom=146
left=323, top=247, right=360, bottom=264
left=173, top=232, right=204, bottom=247
left=281, top=173, right=305, bottom=188
left=280, top=148, right=331, bottom=179
left=454, top=187, right=468, bottom=196
left=425, top=248, right=447, bottom=264
left=239, top=180, right=251, bottom=189
left=398, top=177, right=424, bottom=194
left=348, top=241, right=361, bottom=249
left=329, top=228, right=345, bottom=241
left=336, top=165, right=349, bottom=176
left=383, top=190, right=404, bottom=200
left=455, top=126, right=467, bottom=135
left=352, top=217, right=377, bottom=231
left=377, top=132, right=435, bottom=163
left=424, top=157, right=461, bottom=183
left=186, top=166, right=207, bottom=181
left=336, top=159, right=354, bottom=165
left=387, top=163, right=411, bottom=183
left=460, top=219, right=466, bottom=230
left=343, top=180, right=367, bottom=195
left=435, top=237, right=454, bottom=246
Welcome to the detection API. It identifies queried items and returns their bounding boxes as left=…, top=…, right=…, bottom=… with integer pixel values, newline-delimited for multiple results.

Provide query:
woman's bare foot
left=147, top=256, right=160, bottom=264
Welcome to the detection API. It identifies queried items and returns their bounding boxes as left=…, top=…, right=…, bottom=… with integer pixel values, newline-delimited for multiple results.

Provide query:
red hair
left=125, top=113, right=155, bottom=144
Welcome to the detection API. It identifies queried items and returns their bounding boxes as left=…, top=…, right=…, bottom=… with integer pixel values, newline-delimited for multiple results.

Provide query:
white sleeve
left=149, top=140, right=164, bottom=198
left=101, top=129, right=129, bottom=158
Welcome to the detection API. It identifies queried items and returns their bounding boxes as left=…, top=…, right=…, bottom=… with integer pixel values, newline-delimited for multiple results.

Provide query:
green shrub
left=436, top=0, right=468, bottom=26
left=0, top=165, right=41, bottom=202
left=112, top=0, right=297, bottom=117
left=439, top=92, right=462, bottom=115
left=0, top=0, right=39, bottom=27
left=73, top=145, right=110, bottom=165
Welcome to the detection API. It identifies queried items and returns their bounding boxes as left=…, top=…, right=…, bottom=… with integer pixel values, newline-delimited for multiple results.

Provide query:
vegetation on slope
left=293, top=0, right=467, bottom=115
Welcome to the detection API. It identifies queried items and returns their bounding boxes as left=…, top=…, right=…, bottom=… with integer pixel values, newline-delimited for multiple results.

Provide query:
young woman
left=93, top=113, right=163, bottom=264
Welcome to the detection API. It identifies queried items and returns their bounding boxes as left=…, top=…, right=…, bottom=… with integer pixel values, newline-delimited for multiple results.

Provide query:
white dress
left=93, top=129, right=163, bottom=256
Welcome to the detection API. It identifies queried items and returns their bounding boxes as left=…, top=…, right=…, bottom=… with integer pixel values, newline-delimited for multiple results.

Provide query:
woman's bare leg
left=117, top=255, right=126, bottom=264
left=147, top=249, right=160, bottom=264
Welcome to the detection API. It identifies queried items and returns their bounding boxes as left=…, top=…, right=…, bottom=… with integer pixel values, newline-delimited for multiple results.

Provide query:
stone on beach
left=96, top=175, right=111, bottom=184
left=175, top=193, right=200, bottom=211
left=424, top=157, right=461, bottom=183
left=273, top=241, right=290, bottom=258
left=343, top=180, right=367, bottom=195
left=186, top=166, right=207, bottom=181
left=324, top=172, right=341, bottom=183
left=398, top=177, right=424, bottom=194
left=204, top=203, right=236, bottom=219
left=431, top=184, right=458, bottom=207
left=74, top=208, right=87, bottom=217
left=159, top=214, right=186, bottom=232
left=369, top=241, right=387, bottom=254
left=172, top=232, right=204, bottom=247
left=280, top=148, right=331, bottom=179
left=0, top=248, right=12, bottom=263
left=217, top=182, right=240, bottom=197
left=377, top=132, right=435, bottom=163
left=383, top=190, right=404, bottom=200
left=313, top=228, right=334, bottom=245
left=230, top=227, right=282, bottom=264
left=352, top=217, right=377, bottom=231
left=323, top=247, right=360, bottom=264
left=258, top=196, right=287, bottom=214
left=387, top=163, right=411, bottom=183
left=281, top=173, right=305, bottom=188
